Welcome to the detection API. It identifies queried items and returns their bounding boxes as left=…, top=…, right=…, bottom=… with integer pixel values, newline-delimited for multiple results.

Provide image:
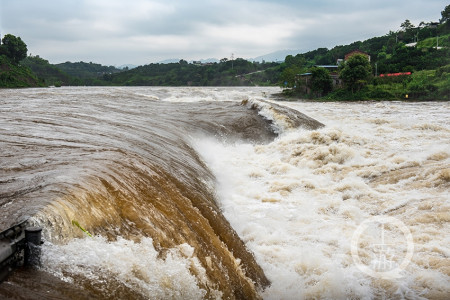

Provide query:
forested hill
left=279, top=24, right=450, bottom=86
left=54, top=61, right=121, bottom=79
left=21, top=57, right=123, bottom=86
left=275, top=5, right=450, bottom=100
left=105, top=59, right=279, bottom=86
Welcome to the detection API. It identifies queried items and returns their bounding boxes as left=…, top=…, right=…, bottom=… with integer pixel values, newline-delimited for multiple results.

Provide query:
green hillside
left=280, top=5, right=450, bottom=101
left=21, top=56, right=72, bottom=86
left=21, top=58, right=124, bottom=86
left=416, top=34, right=450, bottom=48
left=106, top=59, right=278, bottom=86
left=55, top=61, right=121, bottom=80
left=0, top=34, right=41, bottom=88
left=0, top=55, right=41, bottom=88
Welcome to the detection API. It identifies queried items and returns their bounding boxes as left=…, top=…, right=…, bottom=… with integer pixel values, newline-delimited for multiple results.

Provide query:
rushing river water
left=0, top=87, right=449, bottom=299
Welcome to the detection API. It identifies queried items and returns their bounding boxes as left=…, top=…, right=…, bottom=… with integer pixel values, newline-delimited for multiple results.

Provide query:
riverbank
left=283, top=64, right=450, bottom=101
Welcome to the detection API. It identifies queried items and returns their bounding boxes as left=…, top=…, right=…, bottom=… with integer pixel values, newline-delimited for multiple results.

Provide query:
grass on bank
left=416, top=34, right=450, bottom=49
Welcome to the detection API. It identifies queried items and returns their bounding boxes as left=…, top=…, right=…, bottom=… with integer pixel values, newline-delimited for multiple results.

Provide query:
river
left=0, top=87, right=448, bottom=299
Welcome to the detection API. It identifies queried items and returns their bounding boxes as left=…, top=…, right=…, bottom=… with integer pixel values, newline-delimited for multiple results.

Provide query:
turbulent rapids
left=1, top=87, right=449, bottom=299
left=0, top=87, right=322, bottom=299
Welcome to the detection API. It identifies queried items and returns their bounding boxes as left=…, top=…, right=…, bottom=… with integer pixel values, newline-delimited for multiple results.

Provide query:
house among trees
left=296, top=72, right=313, bottom=94
left=344, top=50, right=371, bottom=62
left=314, top=65, right=342, bottom=86
left=296, top=49, right=371, bottom=95
left=296, top=65, right=340, bottom=94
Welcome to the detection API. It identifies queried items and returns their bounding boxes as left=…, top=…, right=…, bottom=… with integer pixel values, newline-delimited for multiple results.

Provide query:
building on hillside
left=295, top=65, right=342, bottom=94
left=192, top=61, right=215, bottom=66
left=344, top=50, right=371, bottom=62
left=295, top=50, right=371, bottom=94
left=314, top=65, right=342, bottom=87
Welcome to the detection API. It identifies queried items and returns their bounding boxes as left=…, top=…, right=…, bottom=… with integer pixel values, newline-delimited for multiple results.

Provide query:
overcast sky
left=0, top=0, right=447, bottom=66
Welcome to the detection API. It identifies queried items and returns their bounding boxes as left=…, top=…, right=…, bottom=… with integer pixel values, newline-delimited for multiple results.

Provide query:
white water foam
left=193, top=100, right=450, bottom=299
left=41, top=236, right=220, bottom=299
left=152, top=86, right=279, bottom=103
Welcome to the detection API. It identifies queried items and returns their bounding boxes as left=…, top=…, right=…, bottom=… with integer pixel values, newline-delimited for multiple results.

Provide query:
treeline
left=55, top=61, right=121, bottom=80
left=105, top=59, right=278, bottom=86
left=19, top=55, right=279, bottom=87
left=21, top=55, right=71, bottom=86
left=21, top=56, right=123, bottom=86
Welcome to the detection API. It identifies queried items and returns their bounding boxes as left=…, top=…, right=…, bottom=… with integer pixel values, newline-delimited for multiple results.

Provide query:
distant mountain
left=117, top=64, right=137, bottom=70
left=194, top=58, right=220, bottom=63
left=157, top=58, right=220, bottom=64
left=250, top=50, right=301, bottom=62
left=157, top=58, right=181, bottom=64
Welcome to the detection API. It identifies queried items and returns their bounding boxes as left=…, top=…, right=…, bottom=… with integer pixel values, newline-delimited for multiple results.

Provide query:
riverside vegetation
left=1, top=4, right=449, bottom=100
left=0, top=34, right=40, bottom=88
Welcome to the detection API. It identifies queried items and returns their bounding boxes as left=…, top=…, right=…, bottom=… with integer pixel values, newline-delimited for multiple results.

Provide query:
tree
left=279, top=54, right=306, bottom=88
left=284, top=54, right=305, bottom=67
left=339, top=54, right=372, bottom=93
left=280, top=67, right=299, bottom=88
left=400, top=19, right=414, bottom=32
left=310, top=66, right=333, bottom=96
left=441, top=4, right=450, bottom=24
left=0, top=34, right=28, bottom=64
left=399, top=20, right=417, bottom=42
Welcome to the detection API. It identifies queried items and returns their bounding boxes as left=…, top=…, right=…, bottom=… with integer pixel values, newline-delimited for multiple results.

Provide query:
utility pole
left=430, top=22, right=439, bottom=49
left=231, top=53, right=234, bottom=70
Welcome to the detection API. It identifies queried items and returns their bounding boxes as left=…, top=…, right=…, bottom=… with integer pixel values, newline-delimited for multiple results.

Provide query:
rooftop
left=315, top=65, right=339, bottom=69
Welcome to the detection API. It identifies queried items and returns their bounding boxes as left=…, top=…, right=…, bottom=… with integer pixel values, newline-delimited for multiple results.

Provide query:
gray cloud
left=1, top=0, right=447, bottom=65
